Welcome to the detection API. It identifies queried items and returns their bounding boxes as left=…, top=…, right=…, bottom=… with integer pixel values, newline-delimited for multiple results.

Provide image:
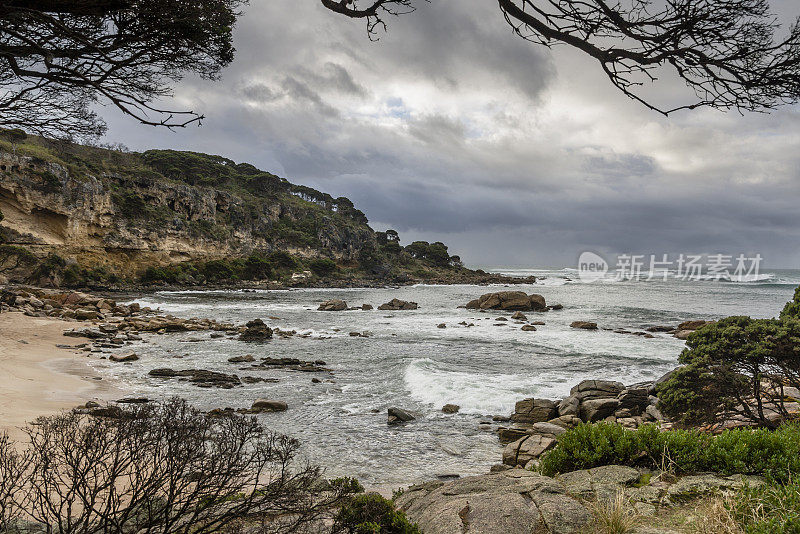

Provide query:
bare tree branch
left=322, top=0, right=800, bottom=114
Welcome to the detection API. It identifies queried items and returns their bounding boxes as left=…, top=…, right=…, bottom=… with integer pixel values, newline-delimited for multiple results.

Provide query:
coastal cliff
left=0, top=137, right=523, bottom=288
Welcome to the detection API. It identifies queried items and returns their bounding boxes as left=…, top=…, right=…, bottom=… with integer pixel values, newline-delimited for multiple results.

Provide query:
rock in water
left=109, top=353, right=139, bottom=363
left=318, top=299, right=348, bottom=311
left=511, top=311, right=528, bottom=321
left=378, top=298, right=419, bottom=311
left=521, top=325, right=537, bottom=332
left=388, top=407, right=416, bottom=425
left=464, top=292, right=546, bottom=311
left=442, top=404, right=460, bottom=414
left=570, top=321, right=598, bottom=330
left=227, top=354, right=255, bottom=363
left=239, top=319, right=273, bottom=341
left=251, top=399, right=288, bottom=412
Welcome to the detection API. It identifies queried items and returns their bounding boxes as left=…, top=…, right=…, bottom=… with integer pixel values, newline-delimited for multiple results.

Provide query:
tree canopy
left=0, top=0, right=245, bottom=138
left=322, top=0, right=800, bottom=115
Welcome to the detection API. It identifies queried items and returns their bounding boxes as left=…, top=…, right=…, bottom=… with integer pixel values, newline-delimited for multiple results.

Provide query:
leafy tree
left=658, top=315, right=800, bottom=428
left=322, top=0, right=800, bottom=115
left=781, top=285, right=800, bottom=320
left=309, top=258, right=337, bottom=277
left=385, top=229, right=400, bottom=242
left=404, top=241, right=430, bottom=259
left=1, top=128, right=27, bottom=153
left=426, top=241, right=450, bottom=267
left=0, top=1, right=245, bottom=138
left=244, top=252, right=273, bottom=280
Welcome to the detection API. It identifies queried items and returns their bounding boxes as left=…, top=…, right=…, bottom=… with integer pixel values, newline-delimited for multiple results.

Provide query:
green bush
left=538, top=422, right=800, bottom=482
left=728, top=482, right=800, bottom=533
left=333, top=494, right=421, bottom=534
left=309, top=258, right=337, bottom=277
left=657, top=315, right=800, bottom=428
left=244, top=253, right=273, bottom=280
left=781, top=285, right=800, bottom=320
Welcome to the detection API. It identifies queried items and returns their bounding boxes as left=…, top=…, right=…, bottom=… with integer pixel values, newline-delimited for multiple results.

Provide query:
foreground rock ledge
left=395, top=468, right=591, bottom=534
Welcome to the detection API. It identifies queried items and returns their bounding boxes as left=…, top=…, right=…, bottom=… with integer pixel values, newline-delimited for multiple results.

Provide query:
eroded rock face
left=394, top=469, right=591, bottom=534
left=465, top=291, right=547, bottom=311
left=0, top=152, right=377, bottom=283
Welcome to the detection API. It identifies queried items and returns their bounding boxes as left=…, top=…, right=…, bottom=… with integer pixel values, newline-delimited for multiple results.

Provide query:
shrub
left=727, top=482, right=800, bottom=533
left=333, top=494, right=421, bottom=534
left=200, top=259, right=237, bottom=282
left=0, top=398, right=357, bottom=533
left=309, top=258, right=337, bottom=277
left=244, top=252, right=273, bottom=280
left=657, top=316, right=800, bottom=428
left=538, top=422, right=800, bottom=481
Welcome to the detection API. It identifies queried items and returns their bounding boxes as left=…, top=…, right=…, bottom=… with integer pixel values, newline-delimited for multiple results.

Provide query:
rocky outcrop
left=498, top=378, right=668, bottom=464
left=318, top=299, right=348, bottom=311
left=0, top=150, right=376, bottom=281
left=570, top=321, right=598, bottom=330
left=377, top=298, right=418, bottom=311
left=238, top=319, right=273, bottom=341
left=394, top=469, right=591, bottom=534
left=465, top=291, right=547, bottom=311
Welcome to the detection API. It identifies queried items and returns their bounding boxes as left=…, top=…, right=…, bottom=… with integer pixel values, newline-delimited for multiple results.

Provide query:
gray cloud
left=100, top=0, right=800, bottom=268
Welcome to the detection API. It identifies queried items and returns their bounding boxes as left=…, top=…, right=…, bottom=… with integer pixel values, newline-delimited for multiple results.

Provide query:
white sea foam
left=403, top=358, right=539, bottom=415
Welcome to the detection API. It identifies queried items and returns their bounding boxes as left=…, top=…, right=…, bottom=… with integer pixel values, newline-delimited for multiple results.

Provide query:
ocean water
left=91, top=268, right=800, bottom=489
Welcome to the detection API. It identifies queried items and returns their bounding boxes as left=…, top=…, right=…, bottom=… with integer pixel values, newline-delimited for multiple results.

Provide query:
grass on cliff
left=537, top=422, right=800, bottom=482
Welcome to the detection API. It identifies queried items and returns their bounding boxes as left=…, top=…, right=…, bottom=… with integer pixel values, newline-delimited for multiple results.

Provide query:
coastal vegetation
left=0, top=398, right=364, bottom=533
left=658, top=291, right=800, bottom=428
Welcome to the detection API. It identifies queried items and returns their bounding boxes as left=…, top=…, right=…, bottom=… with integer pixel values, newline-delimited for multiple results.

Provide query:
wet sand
left=0, top=311, right=120, bottom=438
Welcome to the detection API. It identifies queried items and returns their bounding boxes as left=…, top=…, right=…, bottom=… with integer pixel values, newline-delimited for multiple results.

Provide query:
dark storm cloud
left=101, top=0, right=800, bottom=268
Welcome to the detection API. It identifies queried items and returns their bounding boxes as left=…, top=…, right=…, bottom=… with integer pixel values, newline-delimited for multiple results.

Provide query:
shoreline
left=0, top=311, right=122, bottom=439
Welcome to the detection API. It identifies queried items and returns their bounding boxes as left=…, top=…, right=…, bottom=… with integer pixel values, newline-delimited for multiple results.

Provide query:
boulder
left=580, top=398, right=620, bottom=422
left=674, top=330, right=693, bottom=340
left=109, top=353, right=139, bottom=363
left=388, top=407, right=416, bottom=425
left=511, top=398, right=557, bottom=424
left=617, top=388, right=650, bottom=414
left=678, top=320, right=711, bottom=331
left=442, top=404, right=460, bottom=414
left=251, top=399, right=288, bottom=412
left=511, top=311, right=528, bottom=321
left=558, top=395, right=580, bottom=417
left=394, top=470, right=591, bottom=534
left=378, top=298, right=418, bottom=311
left=521, top=325, right=537, bottom=332
left=502, top=435, right=557, bottom=466
left=570, top=321, right=598, bottom=330
left=646, top=404, right=665, bottom=422
left=318, top=299, right=348, bottom=311
left=361, top=304, right=373, bottom=310
left=570, top=380, right=625, bottom=400
left=465, top=291, right=547, bottom=312
left=239, top=319, right=273, bottom=341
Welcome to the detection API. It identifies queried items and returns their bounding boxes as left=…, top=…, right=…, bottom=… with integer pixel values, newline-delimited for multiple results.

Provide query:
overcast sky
left=101, top=0, right=800, bottom=268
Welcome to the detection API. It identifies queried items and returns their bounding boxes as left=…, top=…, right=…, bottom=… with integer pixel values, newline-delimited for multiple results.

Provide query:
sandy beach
left=0, top=311, right=121, bottom=438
